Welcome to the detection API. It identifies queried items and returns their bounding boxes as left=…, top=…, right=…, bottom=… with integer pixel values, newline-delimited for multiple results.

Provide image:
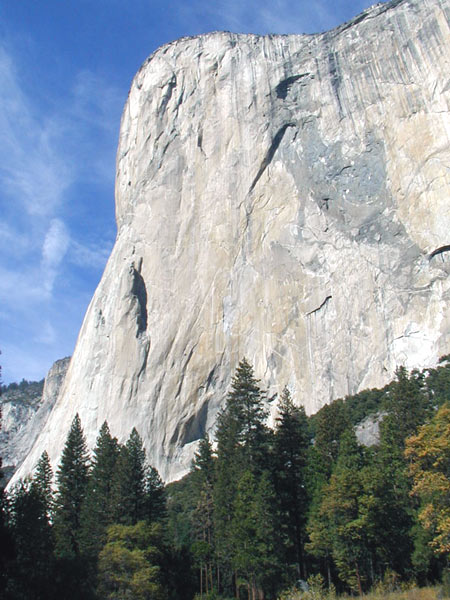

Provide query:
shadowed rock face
left=12, top=0, right=450, bottom=484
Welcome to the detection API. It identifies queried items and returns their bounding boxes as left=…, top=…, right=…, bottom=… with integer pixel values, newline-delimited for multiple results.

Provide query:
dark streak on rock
left=306, top=295, right=332, bottom=316
left=131, top=266, right=148, bottom=335
left=275, top=74, right=309, bottom=99
left=249, top=123, right=294, bottom=193
left=159, top=74, right=177, bottom=114
left=170, top=400, right=209, bottom=446
left=429, top=245, right=450, bottom=260
left=328, top=51, right=343, bottom=116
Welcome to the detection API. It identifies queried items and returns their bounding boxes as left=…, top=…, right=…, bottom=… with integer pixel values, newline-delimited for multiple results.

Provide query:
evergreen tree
left=313, top=399, right=351, bottom=475
left=145, top=465, right=167, bottom=523
left=110, top=428, right=147, bottom=525
left=6, top=478, right=54, bottom=600
left=32, top=451, right=53, bottom=520
left=79, top=421, right=119, bottom=559
left=307, top=431, right=369, bottom=594
left=424, top=355, right=450, bottom=408
left=214, top=359, right=269, bottom=595
left=366, top=366, right=427, bottom=578
left=191, top=433, right=215, bottom=489
left=361, top=441, right=414, bottom=580
left=381, top=366, right=430, bottom=450
left=227, top=358, right=269, bottom=469
left=53, top=413, right=90, bottom=559
left=274, top=387, right=311, bottom=579
left=190, top=434, right=216, bottom=595
left=231, top=470, right=278, bottom=600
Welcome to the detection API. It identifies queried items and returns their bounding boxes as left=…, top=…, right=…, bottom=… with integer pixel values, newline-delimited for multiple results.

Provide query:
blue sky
left=0, top=0, right=383, bottom=384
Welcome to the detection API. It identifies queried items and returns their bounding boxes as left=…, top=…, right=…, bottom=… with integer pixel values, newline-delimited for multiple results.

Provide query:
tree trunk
left=354, top=561, right=363, bottom=597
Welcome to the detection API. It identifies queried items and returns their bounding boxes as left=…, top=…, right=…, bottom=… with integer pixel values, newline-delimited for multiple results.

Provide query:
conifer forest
left=1, top=356, right=450, bottom=599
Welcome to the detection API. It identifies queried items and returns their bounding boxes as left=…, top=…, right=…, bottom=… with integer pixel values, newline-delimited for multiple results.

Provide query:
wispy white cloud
left=0, top=41, right=119, bottom=383
left=41, top=218, right=70, bottom=297
left=72, top=70, right=124, bottom=133
left=176, top=0, right=380, bottom=36
left=0, top=48, right=73, bottom=218
left=70, top=238, right=113, bottom=271
left=34, top=321, right=57, bottom=346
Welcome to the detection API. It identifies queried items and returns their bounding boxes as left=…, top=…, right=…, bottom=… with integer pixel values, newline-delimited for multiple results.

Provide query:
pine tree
left=6, top=478, right=55, bottom=600
left=381, top=366, right=430, bottom=450
left=53, top=413, right=90, bottom=559
left=191, top=433, right=215, bottom=489
left=32, top=451, right=53, bottom=521
left=79, top=421, right=119, bottom=559
left=145, top=465, right=167, bottom=523
left=274, top=387, right=311, bottom=579
left=110, top=428, right=147, bottom=525
left=190, top=434, right=216, bottom=595
left=307, top=431, right=369, bottom=595
left=214, top=359, right=270, bottom=596
left=366, top=367, right=426, bottom=577
left=313, top=399, right=351, bottom=475
left=231, top=470, right=278, bottom=600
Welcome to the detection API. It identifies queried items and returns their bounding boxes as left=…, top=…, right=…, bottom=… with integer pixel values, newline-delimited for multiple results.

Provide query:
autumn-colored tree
left=406, top=403, right=450, bottom=558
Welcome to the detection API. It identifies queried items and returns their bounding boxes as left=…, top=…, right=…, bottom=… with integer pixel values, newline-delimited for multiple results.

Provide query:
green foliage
left=274, top=387, right=311, bottom=579
left=32, top=450, right=53, bottom=519
left=145, top=465, right=167, bottom=524
left=307, top=431, right=369, bottom=594
left=97, top=521, right=167, bottom=600
left=79, top=421, right=119, bottom=559
left=190, top=434, right=216, bottom=595
left=53, top=413, right=90, bottom=559
left=424, top=355, right=450, bottom=409
left=343, top=387, right=387, bottom=426
left=5, top=477, right=55, bottom=599
left=5, top=353, right=450, bottom=600
left=166, top=474, right=197, bottom=549
left=214, top=358, right=271, bottom=595
left=216, top=357, right=269, bottom=471
left=231, top=469, right=279, bottom=598
left=0, top=378, right=44, bottom=403
left=312, top=399, right=352, bottom=475
left=110, top=427, right=147, bottom=525
left=381, top=367, right=430, bottom=450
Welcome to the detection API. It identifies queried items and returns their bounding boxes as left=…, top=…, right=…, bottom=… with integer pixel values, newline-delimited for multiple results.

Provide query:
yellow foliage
left=405, top=403, right=450, bottom=557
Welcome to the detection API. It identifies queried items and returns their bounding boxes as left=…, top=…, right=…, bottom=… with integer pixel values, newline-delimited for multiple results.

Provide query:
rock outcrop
left=1, top=358, right=69, bottom=485
left=11, top=0, right=450, bottom=484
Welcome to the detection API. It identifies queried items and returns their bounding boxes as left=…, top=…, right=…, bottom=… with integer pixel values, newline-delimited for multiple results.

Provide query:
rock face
left=11, top=0, right=450, bottom=484
left=1, top=358, right=69, bottom=485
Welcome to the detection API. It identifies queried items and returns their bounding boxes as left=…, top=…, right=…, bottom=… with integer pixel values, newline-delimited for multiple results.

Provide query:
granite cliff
left=1, top=358, right=69, bottom=485
left=11, top=0, right=450, bottom=484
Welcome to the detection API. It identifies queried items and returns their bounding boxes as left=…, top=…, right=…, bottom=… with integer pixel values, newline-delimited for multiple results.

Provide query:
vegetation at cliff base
left=1, top=355, right=450, bottom=599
